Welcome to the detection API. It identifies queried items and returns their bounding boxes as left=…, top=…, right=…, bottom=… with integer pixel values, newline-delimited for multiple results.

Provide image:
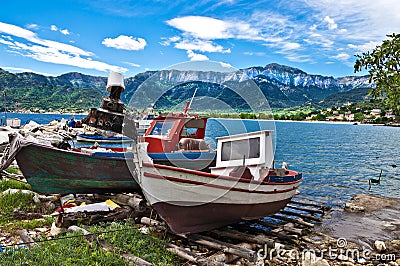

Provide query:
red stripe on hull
left=144, top=171, right=300, bottom=194
left=152, top=198, right=292, bottom=234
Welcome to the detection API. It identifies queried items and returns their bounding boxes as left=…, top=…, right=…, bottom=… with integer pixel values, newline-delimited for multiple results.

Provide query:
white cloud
left=243, top=51, right=266, bottom=56
left=60, top=29, right=70, bottom=35
left=348, top=41, right=380, bottom=53
left=166, top=16, right=233, bottom=40
left=160, top=36, right=180, bottom=46
left=0, top=22, right=126, bottom=73
left=125, top=61, right=141, bottom=67
left=219, top=62, right=233, bottom=69
left=187, top=50, right=209, bottom=61
left=281, top=42, right=301, bottom=51
left=26, top=24, right=39, bottom=30
left=331, top=52, right=350, bottom=61
left=102, top=35, right=147, bottom=50
left=323, top=16, right=337, bottom=30
left=50, top=25, right=70, bottom=35
left=2, top=66, right=56, bottom=76
left=174, top=39, right=230, bottom=53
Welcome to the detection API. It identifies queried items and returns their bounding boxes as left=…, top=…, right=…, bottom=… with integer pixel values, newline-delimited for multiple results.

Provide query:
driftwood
left=290, top=199, right=331, bottom=211
left=68, top=225, right=154, bottom=266
left=279, top=210, right=323, bottom=222
left=271, top=214, right=315, bottom=228
left=207, top=242, right=255, bottom=264
left=165, top=242, right=225, bottom=266
left=286, top=203, right=325, bottom=215
left=18, top=229, right=37, bottom=247
left=211, top=228, right=276, bottom=247
left=185, top=233, right=257, bottom=262
left=257, top=220, right=303, bottom=235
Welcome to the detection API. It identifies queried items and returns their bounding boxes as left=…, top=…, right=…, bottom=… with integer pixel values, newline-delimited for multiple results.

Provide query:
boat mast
left=183, top=87, right=198, bottom=114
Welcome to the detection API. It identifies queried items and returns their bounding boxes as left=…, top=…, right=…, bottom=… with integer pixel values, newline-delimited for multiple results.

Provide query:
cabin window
left=149, top=121, right=175, bottom=136
left=221, top=137, right=260, bottom=161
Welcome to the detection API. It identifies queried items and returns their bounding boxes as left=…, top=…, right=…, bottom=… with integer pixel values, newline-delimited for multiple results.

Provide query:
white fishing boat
left=134, top=130, right=302, bottom=234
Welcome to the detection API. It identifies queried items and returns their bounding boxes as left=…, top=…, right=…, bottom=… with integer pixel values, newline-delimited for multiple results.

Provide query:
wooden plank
left=211, top=228, right=276, bottom=247
left=256, top=220, right=303, bottom=235
left=185, top=233, right=257, bottom=262
left=271, top=214, right=315, bottom=228
left=279, top=210, right=323, bottom=222
left=286, top=204, right=325, bottom=215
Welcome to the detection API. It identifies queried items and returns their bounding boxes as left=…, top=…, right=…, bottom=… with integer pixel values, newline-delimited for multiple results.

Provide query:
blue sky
left=0, top=0, right=399, bottom=78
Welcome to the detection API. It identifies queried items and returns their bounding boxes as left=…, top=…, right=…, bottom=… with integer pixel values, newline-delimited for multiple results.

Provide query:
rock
left=49, top=222, right=66, bottom=236
left=386, top=239, right=400, bottom=252
left=374, top=240, right=386, bottom=252
left=338, top=254, right=353, bottom=262
left=312, top=259, right=330, bottom=266
left=302, top=251, right=317, bottom=266
left=340, top=262, right=354, bottom=266
left=344, top=202, right=365, bottom=213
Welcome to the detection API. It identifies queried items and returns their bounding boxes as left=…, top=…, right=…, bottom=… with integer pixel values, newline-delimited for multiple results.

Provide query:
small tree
left=354, top=33, right=400, bottom=115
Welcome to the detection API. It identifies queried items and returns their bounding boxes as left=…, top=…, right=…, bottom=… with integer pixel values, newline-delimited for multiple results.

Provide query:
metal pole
left=3, top=89, right=6, bottom=126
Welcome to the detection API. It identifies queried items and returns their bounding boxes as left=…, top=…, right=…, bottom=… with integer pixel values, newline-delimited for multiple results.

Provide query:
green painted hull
left=15, top=143, right=139, bottom=194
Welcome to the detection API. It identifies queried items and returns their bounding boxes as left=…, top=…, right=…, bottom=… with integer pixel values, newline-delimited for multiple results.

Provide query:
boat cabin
left=211, top=130, right=274, bottom=181
left=143, top=114, right=208, bottom=153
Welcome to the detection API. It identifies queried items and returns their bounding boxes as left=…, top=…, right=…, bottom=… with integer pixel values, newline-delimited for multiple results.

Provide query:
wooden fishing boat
left=0, top=133, right=139, bottom=194
left=135, top=130, right=302, bottom=234
left=141, top=103, right=216, bottom=171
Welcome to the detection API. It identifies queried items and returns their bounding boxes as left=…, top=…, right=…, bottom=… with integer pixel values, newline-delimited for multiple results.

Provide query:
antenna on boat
left=183, top=87, right=198, bottom=114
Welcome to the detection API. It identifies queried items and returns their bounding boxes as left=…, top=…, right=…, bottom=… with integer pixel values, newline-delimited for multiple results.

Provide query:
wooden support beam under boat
left=286, top=203, right=325, bottom=215
left=211, top=228, right=276, bottom=247
left=206, top=242, right=255, bottom=264
left=271, top=214, right=315, bottom=228
left=256, top=220, right=303, bottom=235
left=184, top=233, right=258, bottom=262
left=279, top=210, right=323, bottom=222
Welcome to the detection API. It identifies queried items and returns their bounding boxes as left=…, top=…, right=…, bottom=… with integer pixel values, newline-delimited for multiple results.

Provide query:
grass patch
left=0, top=178, right=31, bottom=192
left=90, top=221, right=178, bottom=265
left=0, top=221, right=179, bottom=265
left=0, top=191, right=39, bottom=224
left=0, top=231, right=127, bottom=266
left=0, top=218, right=53, bottom=234
left=3, top=167, right=21, bottom=175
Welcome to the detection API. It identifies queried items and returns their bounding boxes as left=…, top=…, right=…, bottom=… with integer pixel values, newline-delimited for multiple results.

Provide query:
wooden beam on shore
left=207, top=242, right=255, bottom=264
left=286, top=203, right=325, bottom=215
left=256, top=220, right=303, bottom=235
left=211, top=227, right=276, bottom=247
left=68, top=225, right=154, bottom=266
left=290, top=199, right=331, bottom=211
left=184, top=233, right=257, bottom=262
left=279, top=210, right=323, bottom=222
left=165, top=242, right=225, bottom=266
left=271, top=214, right=315, bottom=228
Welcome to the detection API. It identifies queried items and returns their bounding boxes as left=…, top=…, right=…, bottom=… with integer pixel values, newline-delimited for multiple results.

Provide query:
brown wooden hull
left=15, top=143, right=139, bottom=195
left=152, top=198, right=292, bottom=234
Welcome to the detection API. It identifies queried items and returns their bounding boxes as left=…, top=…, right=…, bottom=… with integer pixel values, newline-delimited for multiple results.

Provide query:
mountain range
left=0, top=63, right=373, bottom=113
